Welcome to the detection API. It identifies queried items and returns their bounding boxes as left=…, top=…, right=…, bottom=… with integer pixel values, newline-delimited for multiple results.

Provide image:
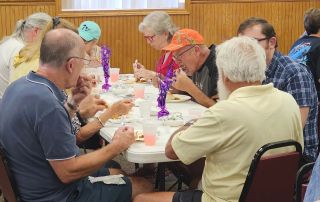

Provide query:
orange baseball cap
left=162, top=28, right=204, bottom=52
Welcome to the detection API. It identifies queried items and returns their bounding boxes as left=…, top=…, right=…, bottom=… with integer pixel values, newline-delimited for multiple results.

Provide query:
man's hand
left=79, top=95, right=107, bottom=119
left=172, top=69, right=194, bottom=92
left=112, top=126, right=135, bottom=152
left=108, top=99, right=134, bottom=117
left=71, top=75, right=92, bottom=105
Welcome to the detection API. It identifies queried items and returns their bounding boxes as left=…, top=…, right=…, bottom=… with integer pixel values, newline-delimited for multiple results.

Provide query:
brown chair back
left=0, top=145, right=20, bottom=202
left=239, top=140, right=302, bottom=202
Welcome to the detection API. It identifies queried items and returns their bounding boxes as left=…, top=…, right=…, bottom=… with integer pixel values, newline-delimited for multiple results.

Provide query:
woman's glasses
left=144, top=35, right=156, bottom=42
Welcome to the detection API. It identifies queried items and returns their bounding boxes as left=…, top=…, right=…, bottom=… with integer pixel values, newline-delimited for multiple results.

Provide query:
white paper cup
left=110, top=68, right=120, bottom=83
left=134, top=84, right=145, bottom=99
left=143, top=121, right=158, bottom=146
left=139, top=100, right=151, bottom=118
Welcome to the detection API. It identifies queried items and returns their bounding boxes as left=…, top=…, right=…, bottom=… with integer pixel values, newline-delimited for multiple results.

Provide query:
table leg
left=155, top=163, right=166, bottom=191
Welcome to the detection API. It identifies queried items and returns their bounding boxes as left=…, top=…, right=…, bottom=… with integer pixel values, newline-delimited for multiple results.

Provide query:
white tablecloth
left=98, top=79, right=206, bottom=163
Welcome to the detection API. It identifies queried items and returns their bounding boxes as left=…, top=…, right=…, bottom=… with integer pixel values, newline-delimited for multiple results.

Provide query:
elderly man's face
left=173, top=45, right=199, bottom=76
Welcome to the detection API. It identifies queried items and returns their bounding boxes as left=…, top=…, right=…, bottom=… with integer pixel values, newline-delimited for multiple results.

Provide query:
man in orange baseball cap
left=162, top=28, right=218, bottom=108
left=162, top=29, right=218, bottom=195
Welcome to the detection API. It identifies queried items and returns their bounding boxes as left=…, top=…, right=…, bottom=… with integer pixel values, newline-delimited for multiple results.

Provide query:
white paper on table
left=88, top=174, right=126, bottom=185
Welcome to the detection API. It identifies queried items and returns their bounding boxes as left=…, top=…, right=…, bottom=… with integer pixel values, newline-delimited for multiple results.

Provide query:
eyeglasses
left=144, top=35, right=156, bottom=42
left=254, top=37, right=270, bottom=42
left=67, top=56, right=91, bottom=65
left=173, top=45, right=195, bottom=60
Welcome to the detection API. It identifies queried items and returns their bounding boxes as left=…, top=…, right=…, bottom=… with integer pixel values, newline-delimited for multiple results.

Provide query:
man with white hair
left=238, top=17, right=318, bottom=162
left=133, top=36, right=304, bottom=202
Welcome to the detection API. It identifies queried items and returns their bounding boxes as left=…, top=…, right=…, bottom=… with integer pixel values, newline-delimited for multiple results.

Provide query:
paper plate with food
left=135, top=78, right=148, bottom=84
left=111, top=84, right=129, bottom=95
left=108, top=115, right=134, bottom=124
left=166, top=93, right=191, bottom=103
left=162, top=112, right=184, bottom=127
left=122, top=78, right=136, bottom=84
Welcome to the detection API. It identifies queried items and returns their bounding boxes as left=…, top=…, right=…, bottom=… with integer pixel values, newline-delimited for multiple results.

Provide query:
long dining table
left=97, top=74, right=207, bottom=190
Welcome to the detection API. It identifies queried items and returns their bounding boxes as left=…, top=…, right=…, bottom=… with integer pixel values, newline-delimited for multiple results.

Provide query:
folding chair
left=295, top=162, right=315, bottom=202
left=0, top=145, right=20, bottom=202
left=239, top=140, right=302, bottom=202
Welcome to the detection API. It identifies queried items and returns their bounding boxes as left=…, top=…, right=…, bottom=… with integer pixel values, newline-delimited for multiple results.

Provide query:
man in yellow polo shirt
left=133, top=36, right=304, bottom=202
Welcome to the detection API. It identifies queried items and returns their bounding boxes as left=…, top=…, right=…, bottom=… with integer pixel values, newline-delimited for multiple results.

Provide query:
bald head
left=40, top=28, right=85, bottom=68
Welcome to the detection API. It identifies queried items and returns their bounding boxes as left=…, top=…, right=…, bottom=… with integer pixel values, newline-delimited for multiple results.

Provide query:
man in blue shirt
left=238, top=17, right=319, bottom=162
left=0, top=28, right=151, bottom=202
left=289, top=8, right=320, bottom=100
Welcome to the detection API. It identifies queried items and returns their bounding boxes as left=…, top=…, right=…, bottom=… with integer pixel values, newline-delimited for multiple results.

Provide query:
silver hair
left=138, top=11, right=178, bottom=41
left=0, top=12, right=51, bottom=45
left=216, top=36, right=266, bottom=83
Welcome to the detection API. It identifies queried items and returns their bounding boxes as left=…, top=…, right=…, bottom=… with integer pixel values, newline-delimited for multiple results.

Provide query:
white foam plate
left=166, top=94, right=191, bottom=103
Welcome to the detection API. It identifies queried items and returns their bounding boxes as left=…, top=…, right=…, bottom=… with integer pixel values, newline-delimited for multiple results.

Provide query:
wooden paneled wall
left=1, top=0, right=320, bottom=73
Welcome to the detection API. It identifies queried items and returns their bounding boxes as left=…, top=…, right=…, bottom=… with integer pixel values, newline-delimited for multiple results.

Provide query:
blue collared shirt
left=0, top=71, right=79, bottom=201
left=263, top=51, right=318, bottom=161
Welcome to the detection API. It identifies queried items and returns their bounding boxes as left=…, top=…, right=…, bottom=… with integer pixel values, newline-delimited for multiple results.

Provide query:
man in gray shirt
left=162, top=28, right=218, bottom=108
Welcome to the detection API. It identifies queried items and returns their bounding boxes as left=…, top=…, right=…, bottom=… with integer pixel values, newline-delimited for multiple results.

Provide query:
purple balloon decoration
left=101, top=45, right=111, bottom=91
left=157, top=64, right=175, bottom=118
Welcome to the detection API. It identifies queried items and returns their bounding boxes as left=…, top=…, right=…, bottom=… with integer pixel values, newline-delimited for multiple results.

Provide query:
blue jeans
left=304, top=155, right=320, bottom=201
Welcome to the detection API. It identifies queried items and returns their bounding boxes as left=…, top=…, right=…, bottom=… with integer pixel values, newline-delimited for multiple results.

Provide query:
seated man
left=162, top=28, right=218, bottom=108
left=0, top=28, right=152, bottom=202
left=238, top=17, right=318, bottom=162
left=289, top=8, right=320, bottom=100
left=133, top=36, right=304, bottom=202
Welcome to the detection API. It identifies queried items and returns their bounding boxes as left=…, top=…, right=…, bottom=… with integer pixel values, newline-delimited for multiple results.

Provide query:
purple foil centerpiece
left=101, top=45, right=111, bottom=91
left=157, top=64, right=175, bottom=118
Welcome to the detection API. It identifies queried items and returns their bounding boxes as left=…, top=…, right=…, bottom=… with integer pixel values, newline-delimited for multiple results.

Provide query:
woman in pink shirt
left=133, top=11, right=179, bottom=82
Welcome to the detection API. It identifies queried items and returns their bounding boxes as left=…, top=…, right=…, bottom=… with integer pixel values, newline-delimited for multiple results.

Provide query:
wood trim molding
left=191, top=0, right=312, bottom=3
left=0, top=0, right=53, bottom=1
left=57, top=9, right=189, bottom=18
left=0, top=1, right=54, bottom=6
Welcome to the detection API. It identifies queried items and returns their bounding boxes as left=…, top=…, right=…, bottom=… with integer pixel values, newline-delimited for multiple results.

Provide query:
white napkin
left=88, top=174, right=126, bottom=185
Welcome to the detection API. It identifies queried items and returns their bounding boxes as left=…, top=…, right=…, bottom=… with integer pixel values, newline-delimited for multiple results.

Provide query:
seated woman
left=78, top=20, right=102, bottom=68
left=11, top=17, right=77, bottom=82
left=133, top=11, right=179, bottom=83
left=74, top=94, right=133, bottom=148
left=0, top=12, right=51, bottom=98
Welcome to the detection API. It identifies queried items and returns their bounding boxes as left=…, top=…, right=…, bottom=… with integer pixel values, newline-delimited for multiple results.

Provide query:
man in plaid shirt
left=238, top=17, right=319, bottom=162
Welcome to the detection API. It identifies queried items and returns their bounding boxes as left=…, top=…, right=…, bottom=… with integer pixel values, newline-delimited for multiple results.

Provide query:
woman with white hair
left=133, top=11, right=179, bottom=81
left=0, top=12, right=51, bottom=98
